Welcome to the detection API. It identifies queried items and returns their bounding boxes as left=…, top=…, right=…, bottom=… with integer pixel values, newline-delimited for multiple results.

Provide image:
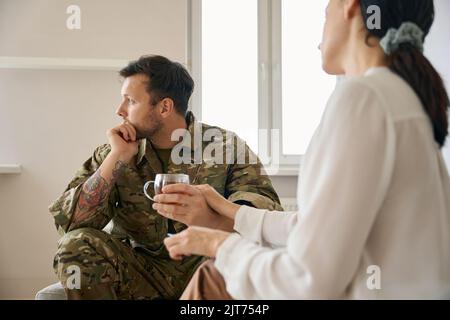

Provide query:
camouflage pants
left=53, top=228, right=203, bottom=300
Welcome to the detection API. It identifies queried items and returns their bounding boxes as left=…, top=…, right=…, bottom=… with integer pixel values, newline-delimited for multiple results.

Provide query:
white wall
left=0, top=0, right=187, bottom=62
left=0, top=0, right=187, bottom=299
left=0, top=69, right=121, bottom=298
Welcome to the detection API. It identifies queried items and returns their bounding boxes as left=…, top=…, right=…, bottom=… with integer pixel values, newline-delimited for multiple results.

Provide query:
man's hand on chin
left=107, top=121, right=139, bottom=163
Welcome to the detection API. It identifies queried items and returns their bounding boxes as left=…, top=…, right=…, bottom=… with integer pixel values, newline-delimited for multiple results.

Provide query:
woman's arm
left=197, top=184, right=299, bottom=247
left=234, top=206, right=299, bottom=247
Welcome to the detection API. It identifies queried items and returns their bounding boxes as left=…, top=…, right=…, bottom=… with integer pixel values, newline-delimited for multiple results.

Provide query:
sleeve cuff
left=215, top=232, right=243, bottom=276
left=233, top=205, right=267, bottom=243
left=228, top=191, right=283, bottom=211
left=49, top=184, right=84, bottom=234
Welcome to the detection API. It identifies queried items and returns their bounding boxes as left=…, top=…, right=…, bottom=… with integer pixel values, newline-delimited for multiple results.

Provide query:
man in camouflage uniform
left=50, top=55, right=282, bottom=300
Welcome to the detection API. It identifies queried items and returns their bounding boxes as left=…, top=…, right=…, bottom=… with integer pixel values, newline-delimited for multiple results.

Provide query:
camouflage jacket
left=49, top=112, right=282, bottom=257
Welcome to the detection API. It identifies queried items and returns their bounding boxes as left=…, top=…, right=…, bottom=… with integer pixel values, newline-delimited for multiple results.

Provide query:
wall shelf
left=0, top=164, right=22, bottom=174
left=0, top=56, right=128, bottom=71
left=265, top=165, right=299, bottom=176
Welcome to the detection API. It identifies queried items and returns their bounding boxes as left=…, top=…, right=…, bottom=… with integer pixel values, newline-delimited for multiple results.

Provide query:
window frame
left=189, top=0, right=306, bottom=175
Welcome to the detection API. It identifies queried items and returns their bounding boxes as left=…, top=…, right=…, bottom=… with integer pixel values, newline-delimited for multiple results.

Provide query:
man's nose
left=116, top=102, right=127, bottom=118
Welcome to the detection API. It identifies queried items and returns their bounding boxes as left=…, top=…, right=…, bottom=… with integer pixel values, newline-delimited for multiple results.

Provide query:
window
left=201, top=0, right=259, bottom=152
left=191, top=0, right=336, bottom=171
left=281, top=0, right=336, bottom=155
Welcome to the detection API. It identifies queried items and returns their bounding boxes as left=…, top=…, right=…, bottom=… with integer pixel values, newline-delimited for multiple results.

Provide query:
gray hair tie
left=380, top=22, right=424, bottom=55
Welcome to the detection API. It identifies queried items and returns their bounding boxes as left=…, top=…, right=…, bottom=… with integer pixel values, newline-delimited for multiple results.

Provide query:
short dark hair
left=361, top=0, right=449, bottom=148
left=119, top=55, right=194, bottom=116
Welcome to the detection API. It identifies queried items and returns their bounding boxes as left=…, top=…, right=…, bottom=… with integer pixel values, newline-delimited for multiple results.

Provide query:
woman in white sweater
left=154, top=0, right=450, bottom=299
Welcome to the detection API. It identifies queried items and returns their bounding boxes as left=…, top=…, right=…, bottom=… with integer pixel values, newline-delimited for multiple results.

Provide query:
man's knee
left=53, top=228, right=116, bottom=286
left=57, top=227, right=109, bottom=248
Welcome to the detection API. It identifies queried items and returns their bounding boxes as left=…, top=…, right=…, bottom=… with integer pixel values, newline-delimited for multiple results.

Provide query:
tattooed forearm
left=73, top=160, right=126, bottom=223
left=77, top=169, right=110, bottom=211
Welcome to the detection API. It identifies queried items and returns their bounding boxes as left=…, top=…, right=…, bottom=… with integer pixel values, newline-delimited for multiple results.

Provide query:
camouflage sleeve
left=225, top=139, right=283, bottom=211
left=48, top=144, right=118, bottom=235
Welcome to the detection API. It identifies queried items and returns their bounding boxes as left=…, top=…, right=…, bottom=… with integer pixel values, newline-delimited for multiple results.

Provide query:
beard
left=134, top=118, right=163, bottom=140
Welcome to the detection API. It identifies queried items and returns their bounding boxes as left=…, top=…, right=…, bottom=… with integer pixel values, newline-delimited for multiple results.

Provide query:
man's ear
left=343, top=0, right=360, bottom=20
left=159, top=98, right=175, bottom=119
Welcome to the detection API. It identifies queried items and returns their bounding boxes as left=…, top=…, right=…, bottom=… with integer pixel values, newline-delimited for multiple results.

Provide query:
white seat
left=35, top=282, right=66, bottom=300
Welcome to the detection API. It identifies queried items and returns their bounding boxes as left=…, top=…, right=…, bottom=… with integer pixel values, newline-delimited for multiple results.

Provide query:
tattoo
left=74, top=161, right=125, bottom=222
left=112, top=160, right=125, bottom=181
left=78, top=169, right=110, bottom=211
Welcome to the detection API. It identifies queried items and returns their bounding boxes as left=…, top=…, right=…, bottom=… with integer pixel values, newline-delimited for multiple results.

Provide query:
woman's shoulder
left=334, top=67, right=397, bottom=101
left=332, top=67, right=425, bottom=121
left=326, top=73, right=388, bottom=122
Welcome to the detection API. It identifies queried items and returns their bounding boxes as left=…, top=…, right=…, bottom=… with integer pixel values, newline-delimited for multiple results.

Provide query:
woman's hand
left=153, top=184, right=234, bottom=231
left=163, top=226, right=231, bottom=260
left=194, top=184, right=241, bottom=220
